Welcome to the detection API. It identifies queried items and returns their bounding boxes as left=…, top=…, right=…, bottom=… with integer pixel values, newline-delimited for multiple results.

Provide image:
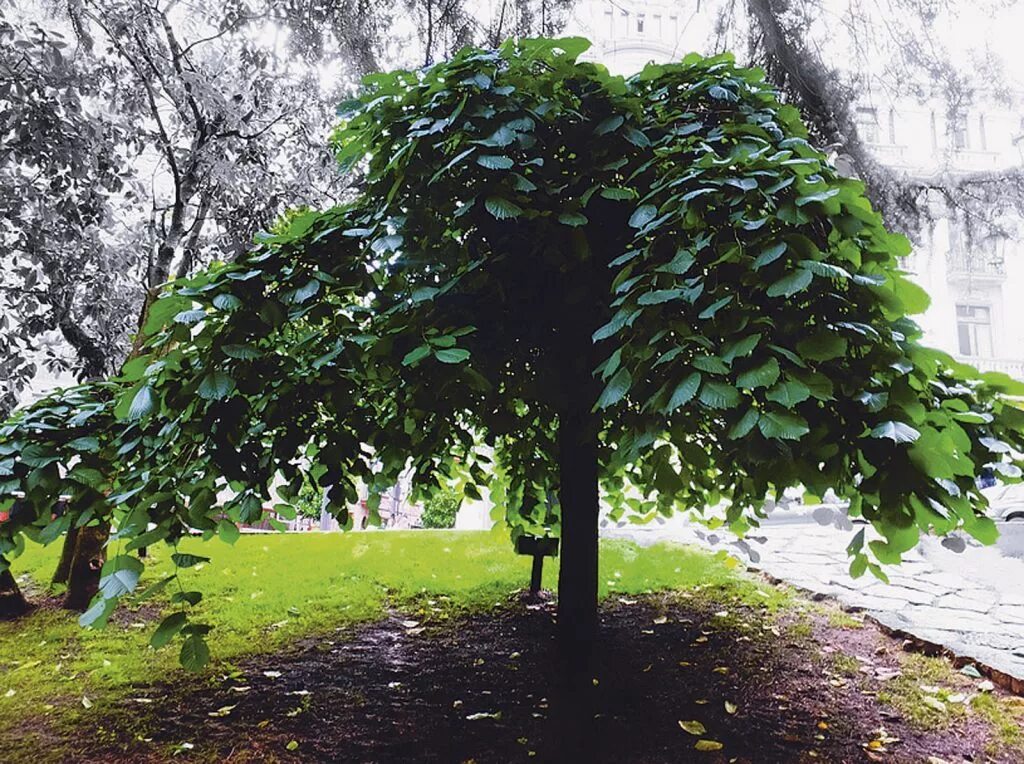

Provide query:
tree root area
left=32, top=594, right=1013, bottom=762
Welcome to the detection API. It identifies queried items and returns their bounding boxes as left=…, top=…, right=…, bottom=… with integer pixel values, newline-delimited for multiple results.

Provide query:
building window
left=637, top=13, right=645, bottom=34
left=930, top=111, right=937, bottom=151
left=653, top=14, right=662, bottom=37
left=604, top=10, right=613, bottom=37
left=888, top=108, right=897, bottom=144
left=956, top=304, right=993, bottom=357
left=855, top=107, right=879, bottom=144
left=978, top=113, right=987, bottom=150
left=951, top=112, right=969, bottom=150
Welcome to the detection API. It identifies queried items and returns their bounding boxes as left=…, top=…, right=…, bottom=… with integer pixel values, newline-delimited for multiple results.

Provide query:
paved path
left=603, top=514, right=1024, bottom=690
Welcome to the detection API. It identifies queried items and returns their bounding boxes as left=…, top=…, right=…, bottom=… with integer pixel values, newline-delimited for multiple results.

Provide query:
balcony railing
left=955, top=356, right=1024, bottom=380
left=946, top=249, right=1006, bottom=278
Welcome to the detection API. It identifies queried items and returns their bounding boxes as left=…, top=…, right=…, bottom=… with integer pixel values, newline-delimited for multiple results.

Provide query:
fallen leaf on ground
left=678, top=720, right=706, bottom=735
left=724, top=701, right=737, bottom=715
left=694, top=740, right=724, bottom=751
left=466, top=711, right=502, bottom=721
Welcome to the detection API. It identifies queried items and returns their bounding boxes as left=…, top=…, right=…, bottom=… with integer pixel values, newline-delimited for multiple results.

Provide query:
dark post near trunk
left=52, top=526, right=80, bottom=587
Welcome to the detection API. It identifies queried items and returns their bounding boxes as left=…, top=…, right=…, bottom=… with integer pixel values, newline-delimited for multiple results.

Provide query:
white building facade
left=565, top=0, right=1024, bottom=379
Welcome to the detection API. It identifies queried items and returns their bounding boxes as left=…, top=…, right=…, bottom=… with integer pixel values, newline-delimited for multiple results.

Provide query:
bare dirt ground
left=12, top=591, right=1023, bottom=763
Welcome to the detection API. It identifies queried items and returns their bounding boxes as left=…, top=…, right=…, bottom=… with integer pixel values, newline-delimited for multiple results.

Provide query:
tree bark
left=63, top=524, right=109, bottom=611
left=52, top=525, right=80, bottom=587
left=556, top=401, right=599, bottom=661
left=0, top=567, right=30, bottom=619
left=555, top=228, right=603, bottom=671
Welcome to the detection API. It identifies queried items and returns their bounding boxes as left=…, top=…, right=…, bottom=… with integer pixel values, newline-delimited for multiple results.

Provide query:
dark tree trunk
left=555, top=229, right=603, bottom=671
left=556, top=402, right=599, bottom=661
left=58, top=289, right=162, bottom=606
left=63, top=524, right=109, bottom=611
left=0, top=568, right=29, bottom=618
left=52, top=525, right=80, bottom=587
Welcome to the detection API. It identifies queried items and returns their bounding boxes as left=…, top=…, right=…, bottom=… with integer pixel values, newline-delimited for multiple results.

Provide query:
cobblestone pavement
left=603, top=515, right=1024, bottom=688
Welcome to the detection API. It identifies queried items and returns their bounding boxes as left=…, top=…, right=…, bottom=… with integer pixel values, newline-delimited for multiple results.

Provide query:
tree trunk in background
left=63, top=524, right=108, bottom=611
left=0, top=568, right=29, bottom=618
left=59, top=289, right=162, bottom=610
left=52, top=525, right=80, bottom=587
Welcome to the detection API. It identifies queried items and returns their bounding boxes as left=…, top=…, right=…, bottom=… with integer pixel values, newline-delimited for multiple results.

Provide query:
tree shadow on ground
left=15, top=592, right=1021, bottom=763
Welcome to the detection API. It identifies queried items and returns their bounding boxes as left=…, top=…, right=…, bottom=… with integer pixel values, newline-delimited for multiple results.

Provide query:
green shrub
left=421, top=489, right=461, bottom=529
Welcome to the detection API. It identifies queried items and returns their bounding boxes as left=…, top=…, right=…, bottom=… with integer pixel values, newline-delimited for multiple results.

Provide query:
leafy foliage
left=421, top=490, right=462, bottom=529
left=1, top=37, right=1023, bottom=667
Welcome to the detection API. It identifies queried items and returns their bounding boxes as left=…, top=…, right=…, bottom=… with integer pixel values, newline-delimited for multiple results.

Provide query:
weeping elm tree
left=1, top=38, right=1023, bottom=663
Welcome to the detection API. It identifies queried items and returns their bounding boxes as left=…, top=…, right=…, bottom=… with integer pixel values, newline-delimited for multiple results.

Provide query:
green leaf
left=79, top=597, right=117, bottom=629
left=117, top=383, right=156, bottom=421
left=728, top=408, right=760, bottom=439
left=766, top=268, right=813, bottom=297
left=736, top=358, right=780, bottom=389
left=765, top=379, right=811, bottom=407
left=721, top=334, right=761, bottom=363
left=698, top=295, right=733, bottom=319
left=288, top=279, right=322, bottom=304
left=870, top=421, right=920, bottom=444
left=638, top=289, right=682, bottom=306
left=171, top=553, right=210, bottom=569
left=98, top=555, right=144, bottom=599
left=476, top=125, right=515, bottom=147
left=699, top=381, right=740, bottom=409
left=180, top=633, right=210, bottom=672
left=151, top=612, right=187, bottom=649
left=692, top=355, right=729, bottom=375
left=484, top=197, right=522, bottom=220
left=891, top=276, right=931, bottom=314
left=601, top=187, right=635, bottom=201
left=624, top=126, right=650, bottom=147
left=67, top=436, right=100, bottom=452
left=598, top=367, right=632, bottom=409
left=558, top=212, right=588, bottom=227
left=660, top=249, right=695, bottom=275
left=402, top=345, right=432, bottom=366
left=434, top=348, right=471, bottom=364
left=664, top=373, right=702, bottom=413
left=476, top=155, right=514, bottom=170
left=198, top=371, right=236, bottom=401
left=212, top=293, right=242, bottom=311
left=594, top=115, right=624, bottom=135
left=629, top=204, right=658, bottom=229
left=752, top=242, right=787, bottom=270
left=797, top=333, right=847, bottom=361
left=222, top=344, right=260, bottom=360
left=217, top=520, right=241, bottom=545
left=174, top=309, right=206, bottom=324
left=758, top=410, right=810, bottom=440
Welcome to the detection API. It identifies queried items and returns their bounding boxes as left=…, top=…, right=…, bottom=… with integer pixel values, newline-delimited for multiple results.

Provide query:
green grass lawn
left=0, top=530, right=780, bottom=736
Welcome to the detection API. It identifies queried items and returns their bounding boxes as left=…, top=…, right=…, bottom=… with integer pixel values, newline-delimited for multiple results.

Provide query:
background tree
left=1, top=39, right=1022, bottom=674
left=421, top=489, right=461, bottom=529
left=713, top=0, right=1024, bottom=234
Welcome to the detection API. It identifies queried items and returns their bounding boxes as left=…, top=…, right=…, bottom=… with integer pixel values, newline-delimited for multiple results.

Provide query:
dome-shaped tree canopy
left=2, top=37, right=1023, bottom=665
